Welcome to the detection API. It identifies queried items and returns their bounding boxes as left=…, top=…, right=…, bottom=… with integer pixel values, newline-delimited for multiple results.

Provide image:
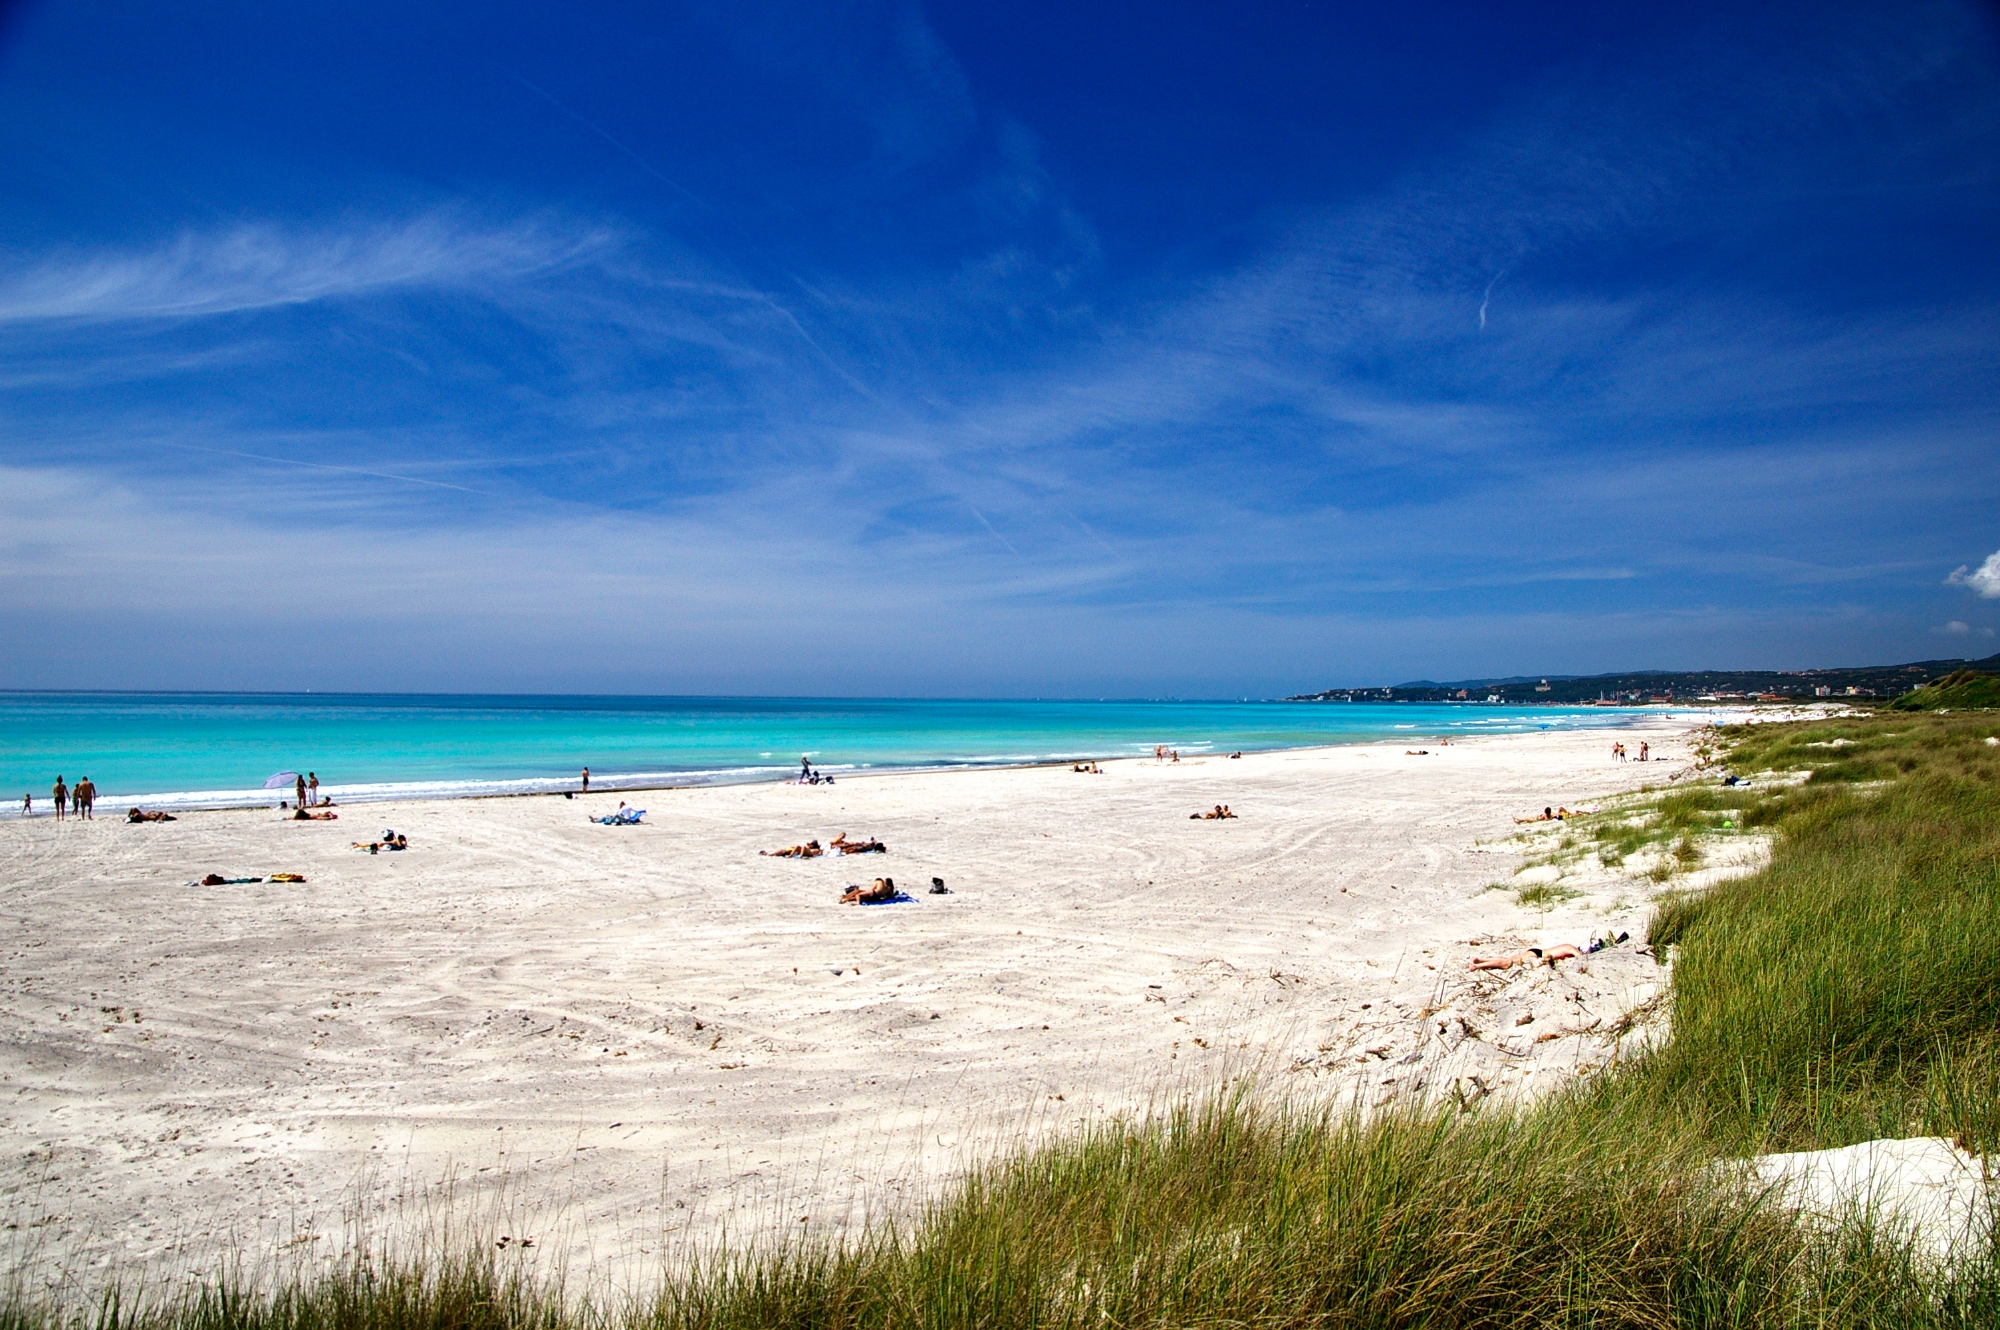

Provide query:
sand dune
left=2, top=718, right=1722, bottom=1295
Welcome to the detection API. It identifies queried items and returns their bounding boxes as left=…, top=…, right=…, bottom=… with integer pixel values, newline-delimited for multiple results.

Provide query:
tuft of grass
left=1648, top=889, right=1711, bottom=949
left=1515, top=879, right=1579, bottom=908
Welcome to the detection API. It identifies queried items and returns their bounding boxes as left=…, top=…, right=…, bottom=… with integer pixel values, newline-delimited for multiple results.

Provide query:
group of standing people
left=1611, top=741, right=1649, bottom=762
left=28, top=775, right=96, bottom=820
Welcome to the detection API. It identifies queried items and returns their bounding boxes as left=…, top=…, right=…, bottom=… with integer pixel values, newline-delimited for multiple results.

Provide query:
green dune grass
left=1888, top=669, right=2000, bottom=712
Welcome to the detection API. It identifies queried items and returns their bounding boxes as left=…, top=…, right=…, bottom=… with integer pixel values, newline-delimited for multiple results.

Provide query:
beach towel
left=270, top=872, right=306, bottom=883
left=858, top=892, right=916, bottom=905
left=594, top=808, right=645, bottom=825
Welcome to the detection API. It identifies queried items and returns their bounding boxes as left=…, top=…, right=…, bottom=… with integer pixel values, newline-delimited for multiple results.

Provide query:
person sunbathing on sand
left=839, top=877, right=898, bottom=904
left=763, top=839, right=823, bottom=858
left=1190, top=804, right=1236, bottom=820
left=292, top=808, right=339, bottom=821
left=1514, top=806, right=1565, bottom=823
left=126, top=808, right=177, bottom=823
left=1469, top=943, right=1584, bottom=971
left=352, top=832, right=408, bottom=853
left=830, top=832, right=886, bottom=854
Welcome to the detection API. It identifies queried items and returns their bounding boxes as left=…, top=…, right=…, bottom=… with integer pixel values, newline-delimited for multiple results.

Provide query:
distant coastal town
left=1288, top=649, right=2000, bottom=705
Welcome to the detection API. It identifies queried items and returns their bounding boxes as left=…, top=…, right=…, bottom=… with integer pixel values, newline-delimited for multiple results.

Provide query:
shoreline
left=2, top=713, right=1758, bottom=1294
left=0, top=703, right=1732, bottom=820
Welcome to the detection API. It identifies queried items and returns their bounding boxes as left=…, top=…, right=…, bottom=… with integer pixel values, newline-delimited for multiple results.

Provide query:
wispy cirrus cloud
left=0, top=213, right=614, bottom=324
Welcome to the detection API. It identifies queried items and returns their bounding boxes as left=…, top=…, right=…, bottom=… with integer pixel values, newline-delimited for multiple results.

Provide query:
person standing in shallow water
left=51, top=776, right=66, bottom=821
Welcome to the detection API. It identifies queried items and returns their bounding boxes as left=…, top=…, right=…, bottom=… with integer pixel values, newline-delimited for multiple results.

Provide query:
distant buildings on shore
left=1285, top=652, right=2000, bottom=706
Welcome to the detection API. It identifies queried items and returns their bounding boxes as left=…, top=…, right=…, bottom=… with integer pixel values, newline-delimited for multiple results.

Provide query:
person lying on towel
left=1469, top=944, right=1584, bottom=971
left=839, top=877, right=899, bottom=904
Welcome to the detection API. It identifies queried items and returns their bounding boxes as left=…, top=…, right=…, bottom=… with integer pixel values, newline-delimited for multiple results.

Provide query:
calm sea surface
left=0, top=693, right=1658, bottom=812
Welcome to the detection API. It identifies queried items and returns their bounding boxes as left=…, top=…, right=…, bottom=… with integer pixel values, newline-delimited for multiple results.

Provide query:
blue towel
left=594, top=808, right=645, bottom=825
left=859, top=892, right=915, bottom=906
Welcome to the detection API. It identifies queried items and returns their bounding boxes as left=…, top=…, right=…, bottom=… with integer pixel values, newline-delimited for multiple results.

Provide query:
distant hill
left=1287, top=652, right=2000, bottom=706
left=1886, top=668, right=2000, bottom=712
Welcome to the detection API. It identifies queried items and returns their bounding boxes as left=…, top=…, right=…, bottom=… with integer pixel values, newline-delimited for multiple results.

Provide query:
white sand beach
left=3, top=716, right=1742, bottom=1295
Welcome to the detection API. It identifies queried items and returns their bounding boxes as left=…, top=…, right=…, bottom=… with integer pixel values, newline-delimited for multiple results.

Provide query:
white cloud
left=1946, top=550, right=2000, bottom=599
left=0, top=215, right=612, bottom=324
left=1944, top=548, right=1992, bottom=592
left=1938, top=620, right=1972, bottom=635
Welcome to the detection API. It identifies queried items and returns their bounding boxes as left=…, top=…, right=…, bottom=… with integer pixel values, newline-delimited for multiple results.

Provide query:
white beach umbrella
left=263, top=771, right=300, bottom=789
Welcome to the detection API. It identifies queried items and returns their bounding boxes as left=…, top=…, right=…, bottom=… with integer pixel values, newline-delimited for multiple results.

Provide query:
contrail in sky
left=966, top=503, right=1020, bottom=556
left=1479, top=269, right=1506, bottom=331
left=172, top=443, right=489, bottom=494
left=513, top=74, right=709, bottom=210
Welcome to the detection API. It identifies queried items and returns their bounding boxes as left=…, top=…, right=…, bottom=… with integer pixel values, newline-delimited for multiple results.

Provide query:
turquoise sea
left=0, top=693, right=1659, bottom=814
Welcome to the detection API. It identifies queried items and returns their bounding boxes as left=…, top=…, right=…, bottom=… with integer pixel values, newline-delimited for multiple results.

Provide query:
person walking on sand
left=307, top=772, right=319, bottom=806
left=75, top=776, right=95, bottom=819
left=20, top=792, right=31, bottom=818
left=52, top=776, right=66, bottom=821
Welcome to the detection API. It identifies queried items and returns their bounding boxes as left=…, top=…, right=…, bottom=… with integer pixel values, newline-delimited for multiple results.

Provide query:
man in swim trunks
left=52, top=776, right=66, bottom=821
left=75, top=776, right=95, bottom=819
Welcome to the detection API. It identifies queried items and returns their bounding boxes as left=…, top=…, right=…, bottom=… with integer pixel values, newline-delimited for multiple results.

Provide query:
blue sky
left=2, top=0, right=1998, bottom=696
